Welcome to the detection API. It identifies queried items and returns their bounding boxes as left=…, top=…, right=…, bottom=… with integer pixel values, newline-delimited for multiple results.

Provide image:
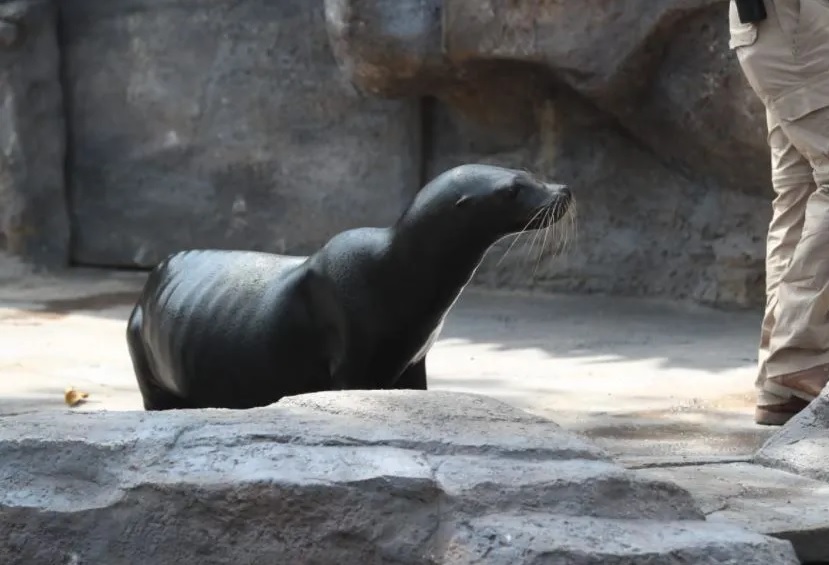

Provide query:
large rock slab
left=0, top=0, right=69, bottom=267
left=755, top=387, right=829, bottom=484
left=639, top=462, right=829, bottom=564
left=0, top=391, right=798, bottom=564
left=60, top=0, right=421, bottom=267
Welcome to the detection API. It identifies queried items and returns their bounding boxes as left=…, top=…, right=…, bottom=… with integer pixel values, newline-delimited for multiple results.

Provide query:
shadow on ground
left=441, top=289, right=761, bottom=373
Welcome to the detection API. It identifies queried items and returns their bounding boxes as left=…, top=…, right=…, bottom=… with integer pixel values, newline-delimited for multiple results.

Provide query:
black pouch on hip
left=735, top=0, right=767, bottom=22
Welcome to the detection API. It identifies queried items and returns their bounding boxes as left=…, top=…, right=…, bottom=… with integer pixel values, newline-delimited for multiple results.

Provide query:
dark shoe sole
left=754, top=396, right=811, bottom=426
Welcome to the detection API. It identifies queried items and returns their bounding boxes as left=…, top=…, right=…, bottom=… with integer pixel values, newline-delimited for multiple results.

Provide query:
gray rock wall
left=61, top=0, right=421, bottom=267
left=0, top=0, right=68, bottom=266
left=328, top=0, right=772, bottom=307
left=0, top=0, right=774, bottom=308
left=427, top=90, right=769, bottom=306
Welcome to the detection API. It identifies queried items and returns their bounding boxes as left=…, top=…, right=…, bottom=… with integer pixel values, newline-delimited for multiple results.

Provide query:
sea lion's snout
left=550, top=184, right=571, bottom=200
left=546, top=183, right=572, bottom=222
left=507, top=179, right=572, bottom=233
left=521, top=181, right=570, bottom=226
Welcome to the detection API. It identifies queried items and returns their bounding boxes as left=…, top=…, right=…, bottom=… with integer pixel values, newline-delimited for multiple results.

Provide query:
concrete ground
left=0, top=255, right=774, bottom=464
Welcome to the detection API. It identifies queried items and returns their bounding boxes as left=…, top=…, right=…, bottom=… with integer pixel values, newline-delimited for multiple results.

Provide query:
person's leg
left=728, top=0, right=829, bottom=423
left=760, top=0, right=829, bottom=403
left=755, top=108, right=815, bottom=425
left=763, top=105, right=829, bottom=396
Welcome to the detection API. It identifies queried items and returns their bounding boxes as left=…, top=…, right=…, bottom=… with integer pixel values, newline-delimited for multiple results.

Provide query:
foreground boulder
left=1, top=391, right=797, bottom=564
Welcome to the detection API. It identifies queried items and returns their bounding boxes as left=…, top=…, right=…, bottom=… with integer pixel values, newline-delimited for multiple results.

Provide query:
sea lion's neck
left=387, top=221, right=495, bottom=305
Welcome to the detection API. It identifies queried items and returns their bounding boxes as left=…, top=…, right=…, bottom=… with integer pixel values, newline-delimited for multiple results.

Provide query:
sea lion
left=126, top=163, right=573, bottom=410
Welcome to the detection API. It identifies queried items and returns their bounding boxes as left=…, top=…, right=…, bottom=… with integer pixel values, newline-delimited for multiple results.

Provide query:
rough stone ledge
left=0, top=391, right=799, bottom=564
left=637, top=462, right=829, bottom=564
left=445, top=513, right=800, bottom=565
left=755, top=386, right=829, bottom=485
left=750, top=387, right=829, bottom=563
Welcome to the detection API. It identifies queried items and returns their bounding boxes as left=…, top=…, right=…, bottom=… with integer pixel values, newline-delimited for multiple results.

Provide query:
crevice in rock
left=624, top=457, right=753, bottom=470
left=54, top=1, right=76, bottom=269
left=219, top=433, right=610, bottom=462
left=419, top=95, right=437, bottom=186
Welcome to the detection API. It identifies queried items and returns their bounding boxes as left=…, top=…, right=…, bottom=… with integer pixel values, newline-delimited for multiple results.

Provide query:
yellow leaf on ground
left=64, top=387, right=89, bottom=407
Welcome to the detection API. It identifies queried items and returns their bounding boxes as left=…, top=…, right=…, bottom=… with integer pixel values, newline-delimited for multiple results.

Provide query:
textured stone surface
left=755, top=387, right=829, bottom=485
left=444, top=514, right=798, bottom=565
left=639, top=462, right=829, bottom=564
left=614, top=3, right=771, bottom=196
left=61, top=0, right=421, bottom=267
left=0, top=390, right=798, bottom=564
left=329, top=0, right=767, bottom=193
left=325, top=0, right=444, bottom=97
left=441, top=0, right=720, bottom=99
left=0, top=0, right=69, bottom=266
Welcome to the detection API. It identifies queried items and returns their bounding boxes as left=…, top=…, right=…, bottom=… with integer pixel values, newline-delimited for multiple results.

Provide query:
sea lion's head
left=422, top=164, right=572, bottom=237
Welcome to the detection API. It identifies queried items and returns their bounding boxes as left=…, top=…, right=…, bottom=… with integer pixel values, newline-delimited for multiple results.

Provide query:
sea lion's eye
left=504, top=183, right=521, bottom=199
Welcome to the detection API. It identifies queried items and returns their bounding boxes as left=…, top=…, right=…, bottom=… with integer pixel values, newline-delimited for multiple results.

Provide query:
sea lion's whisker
left=529, top=205, right=554, bottom=269
left=538, top=196, right=578, bottom=270
left=496, top=206, right=547, bottom=267
left=543, top=206, right=557, bottom=258
left=555, top=198, right=579, bottom=264
left=533, top=206, right=555, bottom=278
left=531, top=209, right=550, bottom=279
left=526, top=207, right=548, bottom=266
left=567, top=198, right=579, bottom=252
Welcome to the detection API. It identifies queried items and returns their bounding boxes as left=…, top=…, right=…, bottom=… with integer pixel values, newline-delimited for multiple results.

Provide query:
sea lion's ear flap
left=455, top=195, right=473, bottom=207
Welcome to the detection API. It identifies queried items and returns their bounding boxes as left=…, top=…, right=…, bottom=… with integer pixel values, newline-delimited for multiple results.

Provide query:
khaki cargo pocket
left=773, top=73, right=829, bottom=162
left=728, top=0, right=759, bottom=48
left=774, top=73, right=829, bottom=122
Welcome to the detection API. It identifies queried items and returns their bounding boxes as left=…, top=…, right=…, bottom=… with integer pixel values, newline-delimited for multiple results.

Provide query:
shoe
left=754, top=363, right=829, bottom=426
left=764, top=363, right=829, bottom=402
left=754, top=394, right=810, bottom=426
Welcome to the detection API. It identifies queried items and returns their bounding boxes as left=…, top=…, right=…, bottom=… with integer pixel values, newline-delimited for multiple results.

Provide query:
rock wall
left=61, top=0, right=421, bottom=267
left=327, top=0, right=772, bottom=306
left=0, top=0, right=68, bottom=267
left=0, top=0, right=774, bottom=308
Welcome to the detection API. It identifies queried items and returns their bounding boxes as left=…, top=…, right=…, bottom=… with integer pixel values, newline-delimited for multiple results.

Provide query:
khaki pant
left=728, top=0, right=829, bottom=400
